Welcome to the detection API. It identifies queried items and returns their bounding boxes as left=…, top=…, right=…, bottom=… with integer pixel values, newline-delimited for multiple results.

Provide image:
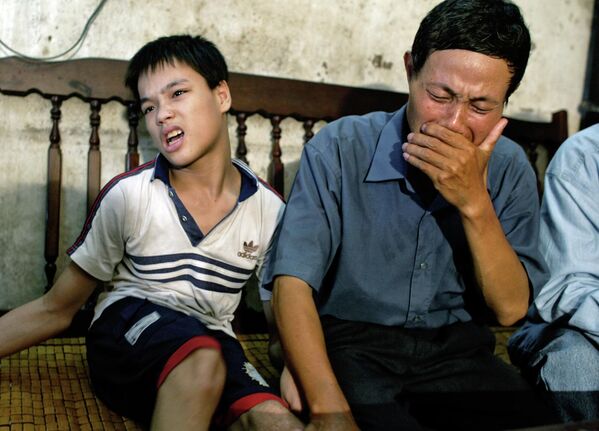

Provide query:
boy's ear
left=214, top=80, right=232, bottom=113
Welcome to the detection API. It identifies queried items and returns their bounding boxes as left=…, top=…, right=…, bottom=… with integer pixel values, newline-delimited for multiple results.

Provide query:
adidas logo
left=238, top=240, right=259, bottom=260
left=243, top=241, right=259, bottom=253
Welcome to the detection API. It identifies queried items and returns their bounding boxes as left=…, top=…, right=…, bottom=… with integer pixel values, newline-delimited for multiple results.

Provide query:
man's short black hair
left=125, top=35, right=229, bottom=101
left=411, top=0, right=531, bottom=101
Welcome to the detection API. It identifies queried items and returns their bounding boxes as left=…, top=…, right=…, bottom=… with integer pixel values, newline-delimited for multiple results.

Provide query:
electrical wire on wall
left=0, top=0, right=108, bottom=62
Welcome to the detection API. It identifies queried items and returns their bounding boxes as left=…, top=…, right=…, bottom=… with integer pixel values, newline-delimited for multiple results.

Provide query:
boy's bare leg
left=151, top=348, right=226, bottom=431
left=228, top=399, right=305, bottom=431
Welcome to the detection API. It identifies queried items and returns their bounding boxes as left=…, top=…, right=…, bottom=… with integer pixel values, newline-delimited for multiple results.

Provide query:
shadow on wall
left=0, top=185, right=87, bottom=309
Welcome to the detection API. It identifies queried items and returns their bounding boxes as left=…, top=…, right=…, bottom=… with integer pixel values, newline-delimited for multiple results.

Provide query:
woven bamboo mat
left=491, top=326, right=515, bottom=365
left=0, top=334, right=275, bottom=431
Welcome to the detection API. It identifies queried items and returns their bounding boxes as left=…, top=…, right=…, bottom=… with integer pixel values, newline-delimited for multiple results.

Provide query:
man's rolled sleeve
left=265, top=137, right=342, bottom=292
left=534, top=165, right=599, bottom=340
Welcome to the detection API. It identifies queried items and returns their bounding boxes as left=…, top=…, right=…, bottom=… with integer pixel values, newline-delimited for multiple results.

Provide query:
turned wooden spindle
left=303, top=119, right=315, bottom=144
left=87, top=100, right=102, bottom=214
left=126, top=102, right=140, bottom=171
left=44, top=96, right=63, bottom=291
left=268, top=115, right=284, bottom=196
left=235, top=112, right=249, bottom=164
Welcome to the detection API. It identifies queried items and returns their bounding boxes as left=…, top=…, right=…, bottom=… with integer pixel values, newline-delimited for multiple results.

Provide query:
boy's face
left=404, top=49, right=511, bottom=146
left=138, top=60, right=231, bottom=169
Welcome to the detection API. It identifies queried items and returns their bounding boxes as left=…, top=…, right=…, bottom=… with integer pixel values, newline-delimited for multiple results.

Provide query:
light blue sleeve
left=533, top=128, right=599, bottom=343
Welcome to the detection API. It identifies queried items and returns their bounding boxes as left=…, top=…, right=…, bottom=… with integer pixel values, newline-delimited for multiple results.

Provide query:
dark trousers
left=321, top=316, right=559, bottom=431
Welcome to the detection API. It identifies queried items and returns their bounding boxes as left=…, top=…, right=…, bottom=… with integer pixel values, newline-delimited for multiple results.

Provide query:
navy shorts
left=86, top=297, right=284, bottom=427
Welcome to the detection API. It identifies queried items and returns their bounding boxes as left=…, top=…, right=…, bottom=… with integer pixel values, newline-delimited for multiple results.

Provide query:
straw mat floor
left=0, top=330, right=514, bottom=430
left=0, top=334, right=275, bottom=431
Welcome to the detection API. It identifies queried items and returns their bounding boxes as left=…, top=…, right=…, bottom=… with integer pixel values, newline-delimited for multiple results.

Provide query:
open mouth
left=166, top=129, right=184, bottom=145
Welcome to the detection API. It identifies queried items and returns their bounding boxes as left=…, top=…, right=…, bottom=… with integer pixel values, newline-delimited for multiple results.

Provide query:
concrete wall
left=0, top=0, right=594, bottom=308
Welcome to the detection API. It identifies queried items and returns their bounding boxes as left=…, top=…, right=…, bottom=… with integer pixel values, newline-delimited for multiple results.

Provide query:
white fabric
left=69, top=157, right=284, bottom=338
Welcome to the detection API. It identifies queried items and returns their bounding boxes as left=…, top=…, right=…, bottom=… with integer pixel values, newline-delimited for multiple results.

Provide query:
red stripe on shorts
left=156, top=335, right=221, bottom=388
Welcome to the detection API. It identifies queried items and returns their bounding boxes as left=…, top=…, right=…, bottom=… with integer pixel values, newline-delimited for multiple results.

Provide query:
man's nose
left=439, top=102, right=469, bottom=136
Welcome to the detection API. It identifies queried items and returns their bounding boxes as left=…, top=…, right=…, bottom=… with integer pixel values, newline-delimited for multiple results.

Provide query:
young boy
left=0, top=35, right=303, bottom=431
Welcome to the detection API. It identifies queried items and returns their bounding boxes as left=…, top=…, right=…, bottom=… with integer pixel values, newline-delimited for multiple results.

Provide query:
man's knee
left=538, top=331, right=599, bottom=391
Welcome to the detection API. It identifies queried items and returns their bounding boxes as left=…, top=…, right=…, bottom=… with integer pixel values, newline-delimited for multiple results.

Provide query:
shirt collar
left=152, top=153, right=170, bottom=184
left=365, top=105, right=410, bottom=182
left=151, top=153, right=258, bottom=202
left=234, top=159, right=259, bottom=202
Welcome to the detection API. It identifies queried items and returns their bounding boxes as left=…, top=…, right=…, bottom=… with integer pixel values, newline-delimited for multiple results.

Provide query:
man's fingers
left=403, top=134, right=456, bottom=173
left=480, top=117, right=508, bottom=153
left=406, top=130, right=455, bottom=158
left=402, top=143, right=443, bottom=178
left=417, top=122, right=469, bottom=149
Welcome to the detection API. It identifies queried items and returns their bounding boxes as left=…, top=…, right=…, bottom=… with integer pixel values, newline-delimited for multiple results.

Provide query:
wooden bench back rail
left=0, top=56, right=567, bottom=294
left=504, top=110, right=568, bottom=161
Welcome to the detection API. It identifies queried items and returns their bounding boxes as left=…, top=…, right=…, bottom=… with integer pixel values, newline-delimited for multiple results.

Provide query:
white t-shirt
left=68, top=155, right=284, bottom=338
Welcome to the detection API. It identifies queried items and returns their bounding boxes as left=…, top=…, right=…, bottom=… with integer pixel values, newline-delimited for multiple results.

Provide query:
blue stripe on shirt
left=127, top=252, right=253, bottom=275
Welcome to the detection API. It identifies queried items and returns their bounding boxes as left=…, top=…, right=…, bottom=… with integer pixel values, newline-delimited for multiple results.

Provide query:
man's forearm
left=402, top=119, right=529, bottom=324
left=272, top=276, right=351, bottom=415
left=461, top=198, right=529, bottom=326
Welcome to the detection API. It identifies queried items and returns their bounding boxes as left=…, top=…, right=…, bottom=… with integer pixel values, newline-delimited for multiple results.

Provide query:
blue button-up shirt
left=267, top=106, right=547, bottom=328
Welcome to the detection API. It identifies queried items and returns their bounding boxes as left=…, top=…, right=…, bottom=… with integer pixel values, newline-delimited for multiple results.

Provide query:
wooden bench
left=0, top=56, right=568, bottom=430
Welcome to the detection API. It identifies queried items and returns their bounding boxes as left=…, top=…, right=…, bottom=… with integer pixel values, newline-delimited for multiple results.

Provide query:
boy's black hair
left=125, top=34, right=229, bottom=101
left=411, top=0, right=531, bottom=101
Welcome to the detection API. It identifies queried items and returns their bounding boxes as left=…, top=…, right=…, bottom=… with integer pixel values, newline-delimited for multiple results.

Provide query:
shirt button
left=419, top=262, right=428, bottom=270
left=181, top=215, right=188, bottom=222
left=168, top=191, right=174, bottom=198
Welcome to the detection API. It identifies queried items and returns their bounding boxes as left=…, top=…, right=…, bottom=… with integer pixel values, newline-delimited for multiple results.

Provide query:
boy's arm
left=0, top=261, right=98, bottom=357
left=273, top=275, right=358, bottom=430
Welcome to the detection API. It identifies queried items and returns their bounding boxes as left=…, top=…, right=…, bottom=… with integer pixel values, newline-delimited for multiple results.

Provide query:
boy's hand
left=402, top=118, right=507, bottom=216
